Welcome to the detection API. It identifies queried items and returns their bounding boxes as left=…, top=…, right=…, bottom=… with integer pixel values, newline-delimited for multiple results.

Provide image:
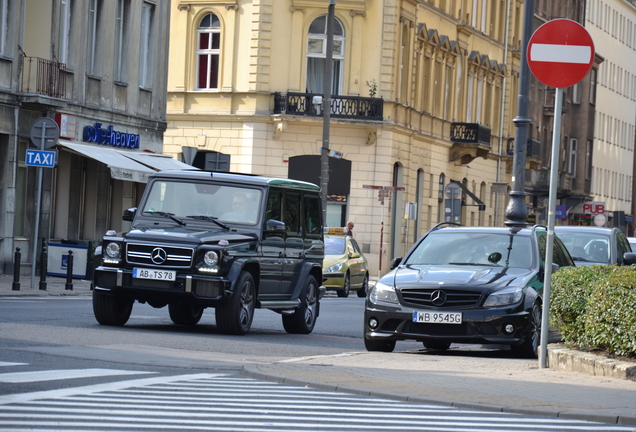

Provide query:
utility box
left=47, top=242, right=89, bottom=279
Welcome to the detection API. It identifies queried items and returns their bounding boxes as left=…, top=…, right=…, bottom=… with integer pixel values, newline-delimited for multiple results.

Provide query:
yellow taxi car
left=323, top=227, right=369, bottom=298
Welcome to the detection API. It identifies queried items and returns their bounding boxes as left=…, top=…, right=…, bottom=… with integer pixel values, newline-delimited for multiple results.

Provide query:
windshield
left=325, top=236, right=345, bottom=255
left=404, top=231, right=534, bottom=269
left=141, top=180, right=262, bottom=225
left=557, top=232, right=610, bottom=264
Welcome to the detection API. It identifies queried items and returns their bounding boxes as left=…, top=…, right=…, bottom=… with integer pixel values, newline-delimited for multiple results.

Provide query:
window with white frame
left=114, top=0, right=129, bottom=83
left=568, top=138, right=578, bottom=177
left=571, top=81, right=581, bottom=104
left=87, top=0, right=99, bottom=75
left=306, top=15, right=344, bottom=95
left=139, top=1, right=154, bottom=89
left=58, top=0, right=72, bottom=65
left=589, top=69, right=596, bottom=104
left=196, top=13, right=221, bottom=90
left=0, top=0, right=7, bottom=57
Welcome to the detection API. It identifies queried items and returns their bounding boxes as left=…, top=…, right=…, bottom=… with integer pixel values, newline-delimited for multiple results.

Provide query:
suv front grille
left=126, top=243, right=194, bottom=268
left=400, top=288, right=482, bottom=308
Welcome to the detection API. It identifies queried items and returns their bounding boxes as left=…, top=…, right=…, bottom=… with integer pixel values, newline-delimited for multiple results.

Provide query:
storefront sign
left=582, top=202, right=605, bottom=214
left=83, top=122, right=140, bottom=149
left=55, top=113, right=78, bottom=139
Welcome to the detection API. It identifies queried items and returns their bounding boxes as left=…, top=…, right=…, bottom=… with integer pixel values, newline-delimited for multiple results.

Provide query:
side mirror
left=623, top=252, right=636, bottom=265
left=123, top=207, right=137, bottom=221
left=266, top=219, right=285, bottom=232
left=390, top=257, right=402, bottom=269
left=351, top=252, right=361, bottom=259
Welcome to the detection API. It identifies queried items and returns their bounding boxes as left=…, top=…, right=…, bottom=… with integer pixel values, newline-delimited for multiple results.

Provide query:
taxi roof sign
left=324, top=227, right=346, bottom=235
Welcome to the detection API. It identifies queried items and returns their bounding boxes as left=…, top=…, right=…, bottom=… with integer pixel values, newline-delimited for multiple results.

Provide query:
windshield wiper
left=448, top=262, right=499, bottom=267
left=186, top=215, right=230, bottom=230
left=146, top=211, right=186, bottom=226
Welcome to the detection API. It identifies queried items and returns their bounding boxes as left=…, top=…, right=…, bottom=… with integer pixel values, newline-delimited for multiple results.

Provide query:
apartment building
left=0, top=0, right=177, bottom=275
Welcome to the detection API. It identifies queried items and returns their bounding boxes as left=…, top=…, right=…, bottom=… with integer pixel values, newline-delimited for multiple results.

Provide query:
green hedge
left=551, top=265, right=636, bottom=357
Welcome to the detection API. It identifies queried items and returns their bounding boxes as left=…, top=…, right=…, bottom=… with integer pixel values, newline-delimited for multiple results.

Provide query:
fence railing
left=273, top=92, right=383, bottom=121
left=20, top=56, right=67, bottom=99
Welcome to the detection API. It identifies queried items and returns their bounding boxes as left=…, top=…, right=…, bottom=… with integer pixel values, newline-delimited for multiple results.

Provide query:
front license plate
left=133, top=268, right=176, bottom=281
left=413, top=311, right=462, bottom=324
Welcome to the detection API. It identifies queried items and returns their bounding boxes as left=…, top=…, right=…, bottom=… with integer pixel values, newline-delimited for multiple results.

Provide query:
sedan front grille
left=400, top=288, right=482, bottom=308
left=126, top=243, right=194, bottom=268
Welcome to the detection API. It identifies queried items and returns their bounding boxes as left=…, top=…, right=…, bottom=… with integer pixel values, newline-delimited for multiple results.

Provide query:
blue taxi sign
left=25, top=149, right=57, bottom=168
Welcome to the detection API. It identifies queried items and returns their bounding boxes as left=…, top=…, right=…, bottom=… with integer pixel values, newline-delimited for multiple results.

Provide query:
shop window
left=139, top=1, right=154, bottom=88
left=196, top=13, right=221, bottom=90
left=306, top=15, right=344, bottom=95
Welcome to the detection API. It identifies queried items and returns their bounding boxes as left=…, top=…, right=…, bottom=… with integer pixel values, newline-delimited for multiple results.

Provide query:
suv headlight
left=369, top=281, right=399, bottom=304
left=198, top=250, right=220, bottom=274
left=103, top=242, right=121, bottom=264
left=483, top=286, right=523, bottom=307
left=325, top=262, right=343, bottom=273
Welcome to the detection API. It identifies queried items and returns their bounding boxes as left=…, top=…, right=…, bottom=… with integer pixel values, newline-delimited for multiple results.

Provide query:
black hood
left=386, top=265, right=537, bottom=292
left=123, top=226, right=257, bottom=246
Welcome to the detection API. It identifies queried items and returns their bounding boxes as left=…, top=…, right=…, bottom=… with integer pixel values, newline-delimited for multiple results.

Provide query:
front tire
left=93, top=290, right=133, bottom=326
left=216, top=271, right=255, bottom=335
left=337, top=273, right=351, bottom=298
left=512, top=302, right=542, bottom=358
left=364, top=333, right=396, bottom=352
left=169, top=303, right=203, bottom=326
left=283, top=275, right=319, bottom=334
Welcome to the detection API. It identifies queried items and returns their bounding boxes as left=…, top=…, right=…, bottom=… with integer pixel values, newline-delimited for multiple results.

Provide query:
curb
left=240, top=363, right=636, bottom=426
left=548, top=345, right=636, bottom=381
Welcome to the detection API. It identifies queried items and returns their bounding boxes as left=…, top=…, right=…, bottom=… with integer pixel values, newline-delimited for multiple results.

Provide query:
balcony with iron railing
left=20, top=56, right=67, bottom=99
left=273, top=92, right=383, bottom=121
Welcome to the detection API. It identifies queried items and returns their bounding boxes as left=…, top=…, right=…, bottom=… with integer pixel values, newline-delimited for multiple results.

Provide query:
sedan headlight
left=369, top=281, right=399, bottom=304
left=483, top=286, right=523, bottom=307
left=325, top=262, right=343, bottom=273
left=198, top=250, right=220, bottom=274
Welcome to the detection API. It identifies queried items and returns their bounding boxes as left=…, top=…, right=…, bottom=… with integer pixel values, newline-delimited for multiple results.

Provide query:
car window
left=556, top=231, right=611, bottom=264
left=351, top=238, right=362, bottom=254
left=616, top=232, right=631, bottom=264
left=325, top=237, right=345, bottom=255
left=265, top=190, right=282, bottom=223
left=284, top=193, right=301, bottom=235
left=405, top=231, right=533, bottom=268
left=304, top=195, right=321, bottom=235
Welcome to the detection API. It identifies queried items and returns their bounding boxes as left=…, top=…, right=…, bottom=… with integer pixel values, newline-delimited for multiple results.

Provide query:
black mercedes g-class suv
left=92, top=171, right=325, bottom=335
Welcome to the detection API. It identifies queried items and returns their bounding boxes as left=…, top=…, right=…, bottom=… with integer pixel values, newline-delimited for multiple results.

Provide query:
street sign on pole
left=25, top=149, right=57, bottom=168
left=526, top=19, right=595, bottom=369
left=527, top=19, right=595, bottom=88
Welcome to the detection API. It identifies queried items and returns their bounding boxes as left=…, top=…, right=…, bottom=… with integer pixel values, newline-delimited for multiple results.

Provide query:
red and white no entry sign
left=527, top=19, right=595, bottom=88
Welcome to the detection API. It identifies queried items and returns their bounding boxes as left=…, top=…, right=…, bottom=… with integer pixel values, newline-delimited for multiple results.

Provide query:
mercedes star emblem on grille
left=431, top=289, right=447, bottom=306
left=151, top=247, right=168, bottom=264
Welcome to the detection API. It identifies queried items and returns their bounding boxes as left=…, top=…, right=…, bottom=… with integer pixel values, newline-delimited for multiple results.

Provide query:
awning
left=120, top=152, right=197, bottom=171
left=58, top=140, right=155, bottom=183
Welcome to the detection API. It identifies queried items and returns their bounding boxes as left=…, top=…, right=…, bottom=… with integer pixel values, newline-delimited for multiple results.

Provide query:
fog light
left=503, top=323, right=515, bottom=334
left=368, top=318, right=379, bottom=329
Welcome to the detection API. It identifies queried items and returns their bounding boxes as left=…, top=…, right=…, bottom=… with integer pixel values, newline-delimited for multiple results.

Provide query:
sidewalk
left=1, top=273, right=635, bottom=427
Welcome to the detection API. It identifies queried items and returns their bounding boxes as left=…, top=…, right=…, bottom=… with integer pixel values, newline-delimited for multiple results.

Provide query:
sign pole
left=539, top=88, right=563, bottom=368
left=30, top=135, right=46, bottom=288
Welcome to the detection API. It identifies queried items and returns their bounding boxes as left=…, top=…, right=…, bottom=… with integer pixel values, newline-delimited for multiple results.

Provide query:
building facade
left=586, top=0, right=636, bottom=232
left=165, top=0, right=530, bottom=276
left=0, top=0, right=178, bottom=276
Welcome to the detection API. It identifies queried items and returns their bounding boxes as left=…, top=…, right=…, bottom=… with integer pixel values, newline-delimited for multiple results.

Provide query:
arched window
left=197, top=13, right=221, bottom=89
left=306, top=15, right=344, bottom=95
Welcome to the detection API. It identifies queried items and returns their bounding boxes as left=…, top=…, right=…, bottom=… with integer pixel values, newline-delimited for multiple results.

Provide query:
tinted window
left=285, top=193, right=300, bottom=235
left=304, top=195, right=321, bottom=235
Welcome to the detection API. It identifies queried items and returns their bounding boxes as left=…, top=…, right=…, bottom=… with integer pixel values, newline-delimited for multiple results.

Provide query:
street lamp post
left=504, top=0, right=535, bottom=226
left=320, top=0, right=335, bottom=226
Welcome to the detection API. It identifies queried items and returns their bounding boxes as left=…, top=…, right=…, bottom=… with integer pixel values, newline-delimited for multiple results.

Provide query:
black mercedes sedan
left=363, top=223, right=575, bottom=358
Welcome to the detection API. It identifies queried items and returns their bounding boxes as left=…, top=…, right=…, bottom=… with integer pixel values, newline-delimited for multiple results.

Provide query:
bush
left=551, top=265, right=636, bottom=357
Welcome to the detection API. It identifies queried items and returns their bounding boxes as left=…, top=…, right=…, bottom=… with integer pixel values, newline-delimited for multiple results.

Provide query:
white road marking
left=0, top=368, right=155, bottom=383
left=0, top=362, right=28, bottom=367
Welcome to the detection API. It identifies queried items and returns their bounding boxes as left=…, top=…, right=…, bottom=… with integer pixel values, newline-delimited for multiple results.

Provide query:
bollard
left=39, top=240, right=48, bottom=291
left=65, top=250, right=73, bottom=291
left=12, top=248, right=21, bottom=291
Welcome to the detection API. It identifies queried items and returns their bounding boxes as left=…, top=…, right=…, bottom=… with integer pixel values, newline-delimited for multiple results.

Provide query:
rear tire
left=512, top=302, right=542, bottom=358
left=169, top=303, right=203, bottom=326
left=93, top=289, right=133, bottom=326
left=216, top=271, right=255, bottom=335
left=337, top=273, right=350, bottom=298
left=357, top=273, right=369, bottom=298
left=283, top=275, right=319, bottom=334
left=423, top=341, right=451, bottom=350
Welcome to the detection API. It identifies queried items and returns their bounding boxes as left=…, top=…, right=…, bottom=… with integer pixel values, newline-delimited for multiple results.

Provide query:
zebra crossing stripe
left=0, top=368, right=155, bottom=383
